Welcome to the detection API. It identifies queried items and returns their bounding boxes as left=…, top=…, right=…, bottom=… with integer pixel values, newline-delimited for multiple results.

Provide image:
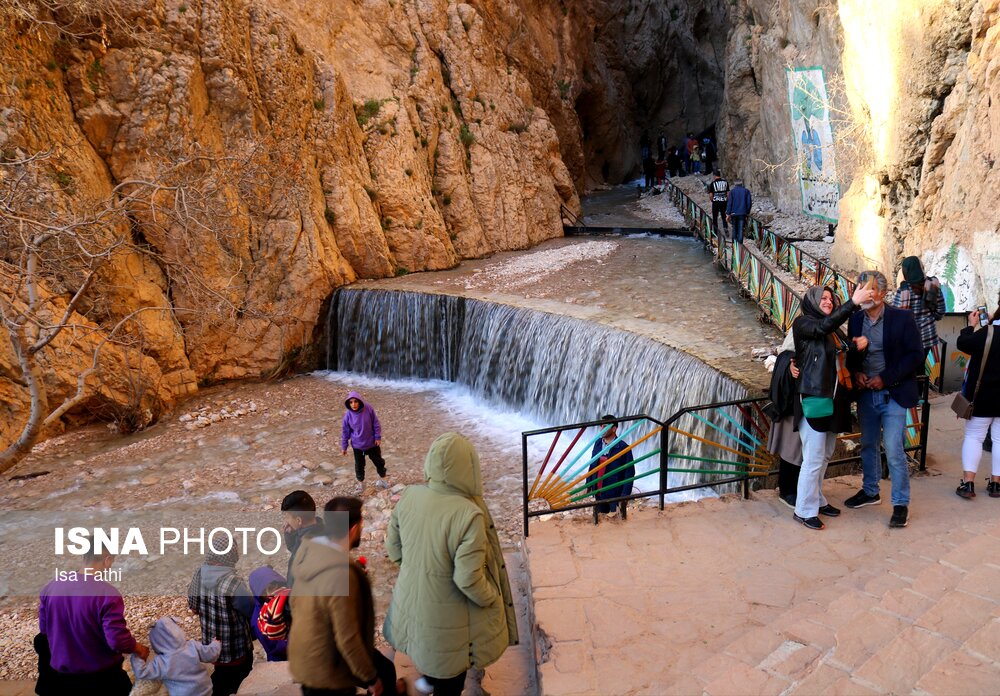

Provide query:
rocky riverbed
left=0, top=373, right=534, bottom=681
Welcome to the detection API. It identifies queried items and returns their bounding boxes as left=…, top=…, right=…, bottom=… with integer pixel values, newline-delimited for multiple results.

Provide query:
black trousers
left=711, top=201, right=729, bottom=233
left=353, top=446, right=387, bottom=480
left=212, top=654, right=253, bottom=696
left=777, top=458, right=800, bottom=498
left=426, top=670, right=468, bottom=696
left=34, top=633, right=132, bottom=696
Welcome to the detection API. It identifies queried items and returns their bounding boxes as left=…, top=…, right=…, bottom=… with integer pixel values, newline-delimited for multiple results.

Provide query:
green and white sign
left=787, top=67, right=840, bottom=223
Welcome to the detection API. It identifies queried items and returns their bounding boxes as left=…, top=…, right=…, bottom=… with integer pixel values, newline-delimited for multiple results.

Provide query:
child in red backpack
left=249, top=567, right=288, bottom=662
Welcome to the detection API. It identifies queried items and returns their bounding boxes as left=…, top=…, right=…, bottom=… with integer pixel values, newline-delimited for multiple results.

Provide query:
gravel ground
left=0, top=374, right=539, bottom=681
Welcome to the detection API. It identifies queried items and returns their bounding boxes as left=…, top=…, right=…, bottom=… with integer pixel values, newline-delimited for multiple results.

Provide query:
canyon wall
left=719, top=0, right=994, bottom=309
left=0, top=0, right=732, bottom=449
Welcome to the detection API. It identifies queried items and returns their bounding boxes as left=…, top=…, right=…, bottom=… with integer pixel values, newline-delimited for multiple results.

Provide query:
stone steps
left=680, top=510, right=1000, bottom=695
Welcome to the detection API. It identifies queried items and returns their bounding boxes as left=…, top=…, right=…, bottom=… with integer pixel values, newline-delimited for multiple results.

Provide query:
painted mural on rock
left=786, top=67, right=839, bottom=224
left=922, top=244, right=979, bottom=312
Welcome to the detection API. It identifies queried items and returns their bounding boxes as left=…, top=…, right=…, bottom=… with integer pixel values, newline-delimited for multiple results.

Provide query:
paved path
left=528, top=394, right=1000, bottom=695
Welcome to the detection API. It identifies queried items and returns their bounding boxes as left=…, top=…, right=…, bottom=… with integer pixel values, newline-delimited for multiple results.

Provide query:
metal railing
left=521, top=396, right=774, bottom=536
left=665, top=180, right=944, bottom=383
left=520, top=378, right=931, bottom=536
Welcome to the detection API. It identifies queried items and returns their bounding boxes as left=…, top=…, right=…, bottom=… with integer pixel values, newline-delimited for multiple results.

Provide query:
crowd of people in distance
left=34, top=396, right=517, bottom=696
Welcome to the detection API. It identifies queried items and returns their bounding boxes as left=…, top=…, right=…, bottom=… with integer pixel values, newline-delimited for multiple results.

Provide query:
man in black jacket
left=845, top=270, right=925, bottom=528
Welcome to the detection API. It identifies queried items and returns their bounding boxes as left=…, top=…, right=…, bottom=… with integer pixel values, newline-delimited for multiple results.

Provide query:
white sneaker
left=353, top=481, right=365, bottom=496
left=374, top=477, right=390, bottom=490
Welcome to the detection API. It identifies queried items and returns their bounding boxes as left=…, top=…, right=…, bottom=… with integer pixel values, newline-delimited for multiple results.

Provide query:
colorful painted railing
left=520, top=379, right=931, bottom=536
left=520, top=399, right=773, bottom=536
left=665, top=180, right=945, bottom=390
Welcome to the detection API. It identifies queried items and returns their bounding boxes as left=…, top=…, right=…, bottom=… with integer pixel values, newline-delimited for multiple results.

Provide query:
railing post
left=919, top=377, right=931, bottom=472
left=522, top=432, right=530, bottom=537
left=659, top=425, right=668, bottom=510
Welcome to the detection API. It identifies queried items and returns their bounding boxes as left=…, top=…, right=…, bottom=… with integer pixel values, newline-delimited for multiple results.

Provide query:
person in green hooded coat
left=384, top=433, right=518, bottom=696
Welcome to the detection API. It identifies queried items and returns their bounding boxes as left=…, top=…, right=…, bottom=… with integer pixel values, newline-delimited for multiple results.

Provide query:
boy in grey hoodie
left=131, top=617, right=220, bottom=696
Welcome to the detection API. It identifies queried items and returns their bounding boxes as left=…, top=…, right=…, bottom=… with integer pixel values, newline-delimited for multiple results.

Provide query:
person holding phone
left=955, top=293, right=1000, bottom=499
left=791, top=282, right=874, bottom=530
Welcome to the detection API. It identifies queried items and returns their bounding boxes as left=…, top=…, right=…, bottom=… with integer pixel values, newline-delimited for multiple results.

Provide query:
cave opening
left=570, top=1, right=731, bottom=186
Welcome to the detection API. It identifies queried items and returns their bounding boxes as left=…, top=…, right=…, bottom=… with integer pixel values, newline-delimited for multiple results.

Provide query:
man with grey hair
left=845, top=270, right=925, bottom=528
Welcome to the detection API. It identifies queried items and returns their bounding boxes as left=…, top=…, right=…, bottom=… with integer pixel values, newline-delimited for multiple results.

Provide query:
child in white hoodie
left=131, top=616, right=221, bottom=696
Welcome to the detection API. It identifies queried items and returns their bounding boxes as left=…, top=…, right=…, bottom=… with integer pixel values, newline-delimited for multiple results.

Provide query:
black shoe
left=778, top=493, right=796, bottom=510
left=844, top=490, right=881, bottom=509
left=988, top=481, right=1000, bottom=498
left=818, top=504, right=841, bottom=517
left=793, top=513, right=824, bottom=530
left=889, top=505, right=909, bottom=528
left=957, top=480, right=976, bottom=499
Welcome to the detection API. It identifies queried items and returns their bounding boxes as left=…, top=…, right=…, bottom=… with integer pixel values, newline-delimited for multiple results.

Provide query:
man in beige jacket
left=289, top=497, right=398, bottom=696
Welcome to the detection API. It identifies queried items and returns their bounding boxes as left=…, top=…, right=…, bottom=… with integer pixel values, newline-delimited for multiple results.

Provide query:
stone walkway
left=527, top=394, right=1000, bottom=695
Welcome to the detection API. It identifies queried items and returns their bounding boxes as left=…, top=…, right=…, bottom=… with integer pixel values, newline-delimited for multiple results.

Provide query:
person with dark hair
left=187, top=548, right=254, bottom=695
left=385, top=433, right=518, bottom=696
left=791, top=283, right=873, bottom=530
left=701, top=137, right=716, bottom=177
left=642, top=155, right=656, bottom=190
left=766, top=330, right=802, bottom=508
left=289, top=497, right=403, bottom=696
left=846, top=270, right=925, bottom=528
left=726, top=179, right=752, bottom=243
left=889, top=256, right=946, bottom=356
left=36, top=542, right=149, bottom=695
left=706, top=170, right=730, bottom=237
left=955, top=296, right=1000, bottom=499
left=587, top=415, right=636, bottom=520
left=666, top=147, right=681, bottom=178
left=280, top=490, right=325, bottom=587
left=341, top=391, right=389, bottom=495
left=657, top=132, right=667, bottom=161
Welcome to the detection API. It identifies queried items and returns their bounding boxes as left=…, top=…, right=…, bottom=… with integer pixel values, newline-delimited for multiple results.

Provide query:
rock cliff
left=1, top=0, right=734, bottom=451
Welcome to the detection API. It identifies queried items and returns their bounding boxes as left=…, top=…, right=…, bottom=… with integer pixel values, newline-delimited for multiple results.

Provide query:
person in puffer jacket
left=384, top=433, right=518, bottom=696
left=130, top=616, right=220, bottom=696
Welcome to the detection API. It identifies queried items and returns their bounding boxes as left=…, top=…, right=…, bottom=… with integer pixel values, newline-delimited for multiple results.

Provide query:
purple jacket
left=249, top=567, right=288, bottom=661
left=341, top=391, right=382, bottom=451
left=39, top=577, right=137, bottom=674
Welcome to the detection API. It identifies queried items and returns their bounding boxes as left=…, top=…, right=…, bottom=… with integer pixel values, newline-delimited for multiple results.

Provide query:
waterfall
left=328, top=288, right=752, bottom=491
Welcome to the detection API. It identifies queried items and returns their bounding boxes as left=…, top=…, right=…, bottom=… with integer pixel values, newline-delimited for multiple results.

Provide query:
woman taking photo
left=792, top=283, right=872, bottom=530
left=955, top=294, right=1000, bottom=499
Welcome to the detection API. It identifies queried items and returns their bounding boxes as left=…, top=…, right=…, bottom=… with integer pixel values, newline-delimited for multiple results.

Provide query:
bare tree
left=0, top=137, right=290, bottom=473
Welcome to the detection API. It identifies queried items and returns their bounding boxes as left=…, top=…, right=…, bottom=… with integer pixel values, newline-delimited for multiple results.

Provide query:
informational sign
left=786, top=67, right=840, bottom=223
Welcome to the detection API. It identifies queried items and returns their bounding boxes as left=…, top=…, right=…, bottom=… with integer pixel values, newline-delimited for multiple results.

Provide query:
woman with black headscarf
left=791, top=283, right=872, bottom=530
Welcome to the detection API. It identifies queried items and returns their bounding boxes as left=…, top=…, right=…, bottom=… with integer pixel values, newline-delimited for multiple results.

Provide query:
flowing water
left=327, top=289, right=750, bottom=491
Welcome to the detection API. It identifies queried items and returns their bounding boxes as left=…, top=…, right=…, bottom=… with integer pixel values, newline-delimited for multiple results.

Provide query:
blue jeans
left=858, top=390, right=910, bottom=505
left=731, top=215, right=746, bottom=243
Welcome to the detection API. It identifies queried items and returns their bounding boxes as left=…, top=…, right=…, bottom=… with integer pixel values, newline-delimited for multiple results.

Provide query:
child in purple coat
left=341, top=390, right=389, bottom=493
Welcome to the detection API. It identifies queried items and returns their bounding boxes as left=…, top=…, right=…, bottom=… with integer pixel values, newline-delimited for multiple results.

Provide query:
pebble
left=313, top=474, right=333, bottom=485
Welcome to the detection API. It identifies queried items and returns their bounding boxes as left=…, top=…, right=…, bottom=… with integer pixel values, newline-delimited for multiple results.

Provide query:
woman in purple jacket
left=341, top=391, right=389, bottom=494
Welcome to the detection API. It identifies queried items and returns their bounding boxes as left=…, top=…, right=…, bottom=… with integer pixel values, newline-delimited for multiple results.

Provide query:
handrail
left=520, top=377, right=931, bottom=535
left=560, top=203, right=586, bottom=229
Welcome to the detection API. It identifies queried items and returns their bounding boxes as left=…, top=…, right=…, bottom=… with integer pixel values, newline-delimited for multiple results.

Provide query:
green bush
left=356, top=99, right=385, bottom=127
left=459, top=124, right=475, bottom=147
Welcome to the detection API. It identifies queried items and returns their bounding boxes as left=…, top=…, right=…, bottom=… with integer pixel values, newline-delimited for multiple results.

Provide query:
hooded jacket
left=288, top=537, right=376, bottom=691
left=249, top=567, right=288, bottom=661
left=792, top=286, right=858, bottom=399
left=130, top=617, right=220, bottom=696
left=341, top=391, right=382, bottom=452
left=384, top=433, right=518, bottom=679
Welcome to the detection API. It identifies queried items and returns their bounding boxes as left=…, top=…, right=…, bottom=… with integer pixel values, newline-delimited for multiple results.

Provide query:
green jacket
left=288, top=537, right=376, bottom=691
left=384, top=433, right=518, bottom=678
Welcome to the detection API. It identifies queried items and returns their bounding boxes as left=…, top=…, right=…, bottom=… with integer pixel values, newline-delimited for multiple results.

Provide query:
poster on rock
left=786, top=67, right=840, bottom=223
